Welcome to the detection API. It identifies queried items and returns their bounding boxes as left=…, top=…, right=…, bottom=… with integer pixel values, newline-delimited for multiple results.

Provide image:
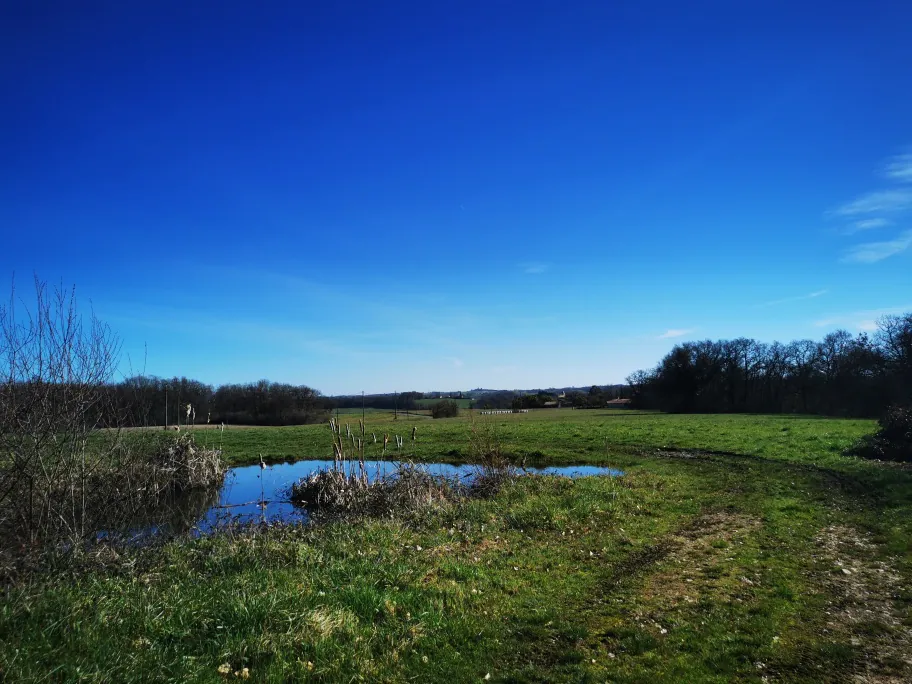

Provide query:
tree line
left=109, top=377, right=328, bottom=426
left=110, top=384, right=442, bottom=426
left=626, top=314, right=912, bottom=417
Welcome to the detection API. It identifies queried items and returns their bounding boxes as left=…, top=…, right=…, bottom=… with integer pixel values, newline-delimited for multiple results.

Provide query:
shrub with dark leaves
left=852, top=405, right=912, bottom=462
left=430, top=400, right=460, bottom=418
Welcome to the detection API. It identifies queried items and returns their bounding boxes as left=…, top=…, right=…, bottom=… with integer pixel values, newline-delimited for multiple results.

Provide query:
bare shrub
left=0, top=277, right=224, bottom=567
left=467, top=414, right=517, bottom=496
left=851, top=405, right=912, bottom=462
left=430, top=400, right=460, bottom=418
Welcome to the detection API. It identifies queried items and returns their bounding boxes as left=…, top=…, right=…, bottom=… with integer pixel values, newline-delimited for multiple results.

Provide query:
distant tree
left=566, top=391, right=587, bottom=408
left=211, top=381, right=326, bottom=425
left=430, top=400, right=460, bottom=418
left=399, top=391, right=424, bottom=410
left=876, top=314, right=912, bottom=406
left=587, top=385, right=605, bottom=407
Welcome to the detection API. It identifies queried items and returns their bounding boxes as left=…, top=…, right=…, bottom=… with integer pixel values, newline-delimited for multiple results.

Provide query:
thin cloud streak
left=522, top=262, right=550, bottom=274
left=845, top=218, right=891, bottom=234
left=757, top=289, right=828, bottom=308
left=657, top=328, right=695, bottom=339
left=813, top=305, right=912, bottom=328
left=831, top=189, right=912, bottom=217
left=841, top=230, right=912, bottom=264
left=885, top=153, right=912, bottom=183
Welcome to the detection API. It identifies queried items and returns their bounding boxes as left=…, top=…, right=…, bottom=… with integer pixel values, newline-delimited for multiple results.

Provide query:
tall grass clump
left=290, top=419, right=456, bottom=519
left=290, top=463, right=456, bottom=520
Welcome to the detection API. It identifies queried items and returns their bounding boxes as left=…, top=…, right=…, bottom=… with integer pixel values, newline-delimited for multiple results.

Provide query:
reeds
left=148, top=431, right=226, bottom=492
left=291, top=415, right=519, bottom=520
left=290, top=462, right=456, bottom=519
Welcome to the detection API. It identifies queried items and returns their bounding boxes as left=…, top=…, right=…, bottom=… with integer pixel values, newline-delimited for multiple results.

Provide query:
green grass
left=3, top=411, right=911, bottom=682
left=199, top=409, right=876, bottom=468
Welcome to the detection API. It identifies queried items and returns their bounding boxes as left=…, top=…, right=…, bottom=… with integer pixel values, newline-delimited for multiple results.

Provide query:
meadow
left=2, top=409, right=910, bottom=682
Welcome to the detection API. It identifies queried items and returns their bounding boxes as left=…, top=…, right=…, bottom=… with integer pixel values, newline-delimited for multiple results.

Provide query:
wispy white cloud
left=444, top=357, right=464, bottom=368
left=884, top=152, right=912, bottom=183
left=831, top=189, right=912, bottom=217
left=813, top=306, right=912, bottom=329
left=521, top=262, right=550, bottom=275
left=828, top=149, right=912, bottom=243
left=841, top=230, right=912, bottom=264
left=757, top=289, right=828, bottom=308
left=657, top=328, right=695, bottom=339
left=845, top=218, right=892, bottom=234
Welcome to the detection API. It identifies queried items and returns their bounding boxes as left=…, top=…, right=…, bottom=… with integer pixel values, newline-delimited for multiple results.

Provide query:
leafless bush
left=467, top=414, right=517, bottom=496
left=851, top=404, right=912, bottom=462
left=0, top=277, right=224, bottom=566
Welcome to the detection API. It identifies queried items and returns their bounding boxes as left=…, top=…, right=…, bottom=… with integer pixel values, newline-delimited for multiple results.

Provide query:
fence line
left=478, top=409, right=529, bottom=415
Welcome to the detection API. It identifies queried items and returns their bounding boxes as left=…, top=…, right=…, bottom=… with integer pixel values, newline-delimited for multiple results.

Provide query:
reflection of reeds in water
left=110, top=485, right=223, bottom=540
left=1, top=432, right=226, bottom=551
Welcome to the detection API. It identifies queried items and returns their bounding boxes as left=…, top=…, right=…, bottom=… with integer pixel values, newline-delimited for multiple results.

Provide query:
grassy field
left=3, top=410, right=911, bottom=682
left=199, top=409, right=876, bottom=469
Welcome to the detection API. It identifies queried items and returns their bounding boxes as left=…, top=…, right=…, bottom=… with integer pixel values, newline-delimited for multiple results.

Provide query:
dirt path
left=813, top=525, right=912, bottom=683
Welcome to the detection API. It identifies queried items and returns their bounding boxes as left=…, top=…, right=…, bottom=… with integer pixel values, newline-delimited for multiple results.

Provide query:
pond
left=121, top=460, right=623, bottom=539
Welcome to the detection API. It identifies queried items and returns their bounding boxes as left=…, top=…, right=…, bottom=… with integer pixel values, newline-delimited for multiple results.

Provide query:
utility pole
left=362, top=391, right=365, bottom=424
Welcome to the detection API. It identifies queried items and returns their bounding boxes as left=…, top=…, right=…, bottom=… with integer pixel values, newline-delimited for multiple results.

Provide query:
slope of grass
left=4, top=411, right=910, bottom=682
left=207, top=409, right=875, bottom=469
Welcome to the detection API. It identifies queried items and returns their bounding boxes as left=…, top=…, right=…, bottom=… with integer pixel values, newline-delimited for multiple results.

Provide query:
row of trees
left=109, top=378, right=328, bottom=426
left=627, top=314, right=912, bottom=417
left=331, top=391, right=424, bottom=412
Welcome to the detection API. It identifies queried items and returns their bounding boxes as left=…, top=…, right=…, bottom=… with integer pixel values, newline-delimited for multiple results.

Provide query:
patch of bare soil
left=641, top=512, right=763, bottom=607
left=814, top=525, right=912, bottom=683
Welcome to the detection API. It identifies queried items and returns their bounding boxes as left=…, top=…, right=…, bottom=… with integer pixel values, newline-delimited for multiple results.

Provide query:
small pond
left=121, top=460, right=622, bottom=539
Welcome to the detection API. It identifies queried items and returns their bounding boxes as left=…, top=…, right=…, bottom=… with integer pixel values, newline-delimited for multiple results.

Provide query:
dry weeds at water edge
left=289, top=414, right=523, bottom=521
left=290, top=464, right=459, bottom=520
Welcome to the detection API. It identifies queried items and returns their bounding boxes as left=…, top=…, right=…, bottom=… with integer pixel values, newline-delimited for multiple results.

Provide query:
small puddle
left=121, top=460, right=622, bottom=538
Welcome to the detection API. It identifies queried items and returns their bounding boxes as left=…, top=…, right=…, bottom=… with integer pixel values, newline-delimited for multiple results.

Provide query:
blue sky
left=2, top=1, right=911, bottom=394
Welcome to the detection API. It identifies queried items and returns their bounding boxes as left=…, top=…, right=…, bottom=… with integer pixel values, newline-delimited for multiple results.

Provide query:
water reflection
left=131, top=460, right=623, bottom=536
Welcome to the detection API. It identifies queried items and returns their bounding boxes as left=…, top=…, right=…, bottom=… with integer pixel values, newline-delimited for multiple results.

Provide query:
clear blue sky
left=2, top=1, right=911, bottom=394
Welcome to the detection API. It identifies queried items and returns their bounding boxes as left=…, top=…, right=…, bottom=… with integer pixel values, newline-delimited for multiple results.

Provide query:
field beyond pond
left=3, top=410, right=911, bottom=682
